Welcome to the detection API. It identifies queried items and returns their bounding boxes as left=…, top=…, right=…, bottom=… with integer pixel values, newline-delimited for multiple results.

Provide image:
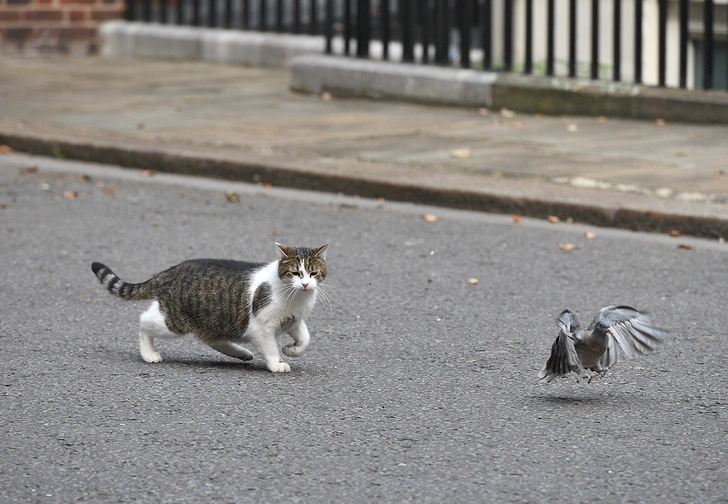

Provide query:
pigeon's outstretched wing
left=592, top=306, right=668, bottom=368
left=538, top=309, right=584, bottom=383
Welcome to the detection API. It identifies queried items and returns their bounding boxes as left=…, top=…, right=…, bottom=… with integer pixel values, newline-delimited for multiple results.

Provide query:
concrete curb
left=2, top=129, right=727, bottom=240
left=290, top=54, right=728, bottom=124
left=100, top=21, right=328, bottom=66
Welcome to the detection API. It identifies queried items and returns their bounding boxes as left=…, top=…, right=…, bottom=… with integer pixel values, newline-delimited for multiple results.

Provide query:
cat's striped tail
left=91, top=262, right=154, bottom=301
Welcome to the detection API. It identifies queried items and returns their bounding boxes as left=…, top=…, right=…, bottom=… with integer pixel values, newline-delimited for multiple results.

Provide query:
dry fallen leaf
left=63, top=191, right=79, bottom=199
left=423, top=214, right=438, bottom=222
left=103, top=186, right=115, bottom=195
left=676, top=150, right=690, bottom=157
left=597, top=116, right=607, bottom=123
left=557, top=243, right=578, bottom=251
left=677, top=243, right=696, bottom=252
left=669, top=229, right=682, bottom=237
left=500, top=108, right=516, bottom=118
left=321, top=92, right=333, bottom=101
left=140, top=169, right=156, bottom=177
left=0, top=145, right=15, bottom=154
left=450, top=147, right=472, bottom=159
left=655, top=118, right=666, bottom=126
left=566, top=123, right=579, bottom=133
left=478, top=108, right=489, bottom=116
left=712, top=169, right=726, bottom=176
left=77, top=174, right=92, bottom=182
left=584, top=231, right=597, bottom=239
left=547, top=215, right=560, bottom=224
left=262, top=182, right=273, bottom=188
left=468, top=278, right=479, bottom=285
left=493, top=119, right=507, bottom=126
left=224, top=191, right=240, bottom=203
left=511, top=214, right=523, bottom=223
left=512, top=121, right=524, bottom=129
left=20, top=165, right=38, bottom=174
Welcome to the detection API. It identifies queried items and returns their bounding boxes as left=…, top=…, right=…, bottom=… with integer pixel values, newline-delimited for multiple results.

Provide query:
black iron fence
left=127, top=0, right=728, bottom=91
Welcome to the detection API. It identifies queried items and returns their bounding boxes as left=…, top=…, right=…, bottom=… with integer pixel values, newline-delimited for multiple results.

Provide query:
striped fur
left=91, top=262, right=154, bottom=300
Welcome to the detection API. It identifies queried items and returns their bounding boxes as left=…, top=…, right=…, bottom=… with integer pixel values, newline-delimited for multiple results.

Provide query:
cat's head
left=276, top=243, right=327, bottom=292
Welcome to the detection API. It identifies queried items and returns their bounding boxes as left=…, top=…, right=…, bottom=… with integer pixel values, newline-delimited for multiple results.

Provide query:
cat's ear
left=276, top=242, right=295, bottom=258
left=313, top=244, right=328, bottom=259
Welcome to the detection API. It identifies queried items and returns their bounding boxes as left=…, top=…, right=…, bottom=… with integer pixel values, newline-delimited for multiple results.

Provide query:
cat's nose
left=301, top=282, right=309, bottom=289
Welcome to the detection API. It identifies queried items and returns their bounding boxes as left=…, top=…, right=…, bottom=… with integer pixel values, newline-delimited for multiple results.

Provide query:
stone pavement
left=1, top=56, right=727, bottom=238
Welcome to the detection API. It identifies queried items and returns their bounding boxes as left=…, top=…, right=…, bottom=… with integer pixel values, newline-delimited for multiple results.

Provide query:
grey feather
left=539, top=305, right=668, bottom=383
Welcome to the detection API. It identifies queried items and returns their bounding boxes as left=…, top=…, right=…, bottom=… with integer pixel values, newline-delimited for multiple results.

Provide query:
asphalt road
left=1, top=153, right=726, bottom=503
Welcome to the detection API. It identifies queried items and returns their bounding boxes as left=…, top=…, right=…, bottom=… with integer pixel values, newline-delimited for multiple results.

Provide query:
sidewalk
left=1, top=56, right=727, bottom=238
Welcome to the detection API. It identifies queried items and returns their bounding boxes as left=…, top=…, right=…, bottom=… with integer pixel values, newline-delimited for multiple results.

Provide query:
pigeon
left=538, top=305, right=668, bottom=383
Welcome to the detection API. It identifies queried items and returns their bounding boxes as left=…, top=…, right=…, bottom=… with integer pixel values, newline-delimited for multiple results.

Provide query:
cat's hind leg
left=282, top=320, right=310, bottom=357
left=139, top=301, right=177, bottom=363
left=205, top=341, right=254, bottom=361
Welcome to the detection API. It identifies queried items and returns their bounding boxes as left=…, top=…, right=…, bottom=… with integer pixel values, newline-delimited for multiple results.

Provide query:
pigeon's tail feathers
left=539, top=329, right=582, bottom=383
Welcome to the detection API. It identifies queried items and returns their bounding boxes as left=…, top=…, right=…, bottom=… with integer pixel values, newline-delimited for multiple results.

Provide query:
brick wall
left=0, top=0, right=125, bottom=54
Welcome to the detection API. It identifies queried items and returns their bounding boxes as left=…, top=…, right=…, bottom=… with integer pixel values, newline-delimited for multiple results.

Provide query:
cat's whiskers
left=315, top=284, right=333, bottom=311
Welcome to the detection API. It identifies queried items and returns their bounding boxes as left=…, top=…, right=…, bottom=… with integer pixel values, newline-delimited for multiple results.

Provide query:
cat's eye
left=310, top=271, right=320, bottom=277
left=291, top=271, right=301, bottom=277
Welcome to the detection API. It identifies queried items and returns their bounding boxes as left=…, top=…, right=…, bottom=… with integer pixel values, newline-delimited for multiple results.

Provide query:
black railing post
left=703, top=0, right=714, bottom=89
left=277, top=0, right=284, bottom=32
left=419, top=0, right=430, bottom=63
left=209, top=0, right=218, bottom=27
left=126, top=0, right=135, bottom=20
left=310, top=0, right=318, bottom=34
left=634, top=0, right=642, bottom=84
left=546, top=0, right=554, bottom=75
left=224, top=0, right=232, bottom=27
left=613, top=0, right=621, bottom=80
left=459, top=0, right=471, bottom=67
left=679, top=0, right=688, bottom=88
left=356, top=0, right=371, bottom=58
left=658, top=0, right=667, bottom=86
left=175, top=0, right=183, bottom=24
left=504, top=0, right=512, bottom=70
left=143, top=0, right=151, bottom=22
left=343, top=0, right=351, bottom=54
left=160, top=0, right=168, bottom=23
left=568, top=0, right=577, bottom=77
left=243, top=0, right=250, bottom=28
left=193, top=0, right=201, bottom=25
left=591, top=0, right=599, bottom=79
left=434, top=0, right=449, bottom=65
left=401, top=0, right=414, bottom=63
left=524, top=0, right=532, bottom=74
left=482, top=0, right=492, bottom=70
left=382, top=0, right=392, bottom=61
left=325, top=0, right=333, bottom=54
left=294, top=0, right=301, bottom=33
left=259, top=0, right=267, bottom=30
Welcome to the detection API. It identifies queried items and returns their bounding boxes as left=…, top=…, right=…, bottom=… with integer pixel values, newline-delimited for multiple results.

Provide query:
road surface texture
left=1, top=154, right=726, bottom=502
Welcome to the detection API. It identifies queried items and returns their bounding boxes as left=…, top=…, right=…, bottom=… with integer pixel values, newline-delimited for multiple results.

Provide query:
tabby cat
left=91, top=243, right=328, bottom=372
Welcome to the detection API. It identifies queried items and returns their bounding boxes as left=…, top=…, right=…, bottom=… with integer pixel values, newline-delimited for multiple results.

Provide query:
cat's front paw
left=141, top=351, right=163, bottom=363
left=267, top=360, right=291, bottom=373
left=282, top=344, right=305, bottom=357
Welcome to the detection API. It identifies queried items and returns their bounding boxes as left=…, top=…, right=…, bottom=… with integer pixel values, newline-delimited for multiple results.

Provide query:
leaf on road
left=20, top=165, right=38, bottom=174
left=103, top=186, right=115, bottom=195
left=468, top=278, right=479, bottom=285
left=557, top=243, right=578, bottom=251
left=423, top=214, right=438, bottom=222
left=321, top=92, right=333, bottom=101
left=677, top=243, right=696, bottom=252
left=655, top=118, right=666, bottom=126
left=500, top=108, right=516, bottom=118
left=597, top=116, right=608, bottom=123
left=0, top=145, right=15, bottom=154
left=77, top=174, right=91, bottom=182
left=584, top=231, right=597, bottom=239
left=669, top=229, right=682, bottom=237
left=478, top=108, right=489, bottom=116
left=63, top=191, right=79, bottom=199
left=224, top=191, right=240, bottom=203
left=676, top=150, right=690, bottom=157
left=512, top=121, right=524, bottom=129
left=140, top=169, right=156, bottom=177
left=547, top=215, right=560, bottom=223
left=451, top=147, right=472, bottom=159
left=712, top=169, right=726, bottom=177
left=566, top=123, right=579, bottom=133
left=511, top=214, right=523, bottom=223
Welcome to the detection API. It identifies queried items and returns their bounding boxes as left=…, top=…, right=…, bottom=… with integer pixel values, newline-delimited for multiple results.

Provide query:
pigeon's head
left=594, top=320, right=612, bottom=334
